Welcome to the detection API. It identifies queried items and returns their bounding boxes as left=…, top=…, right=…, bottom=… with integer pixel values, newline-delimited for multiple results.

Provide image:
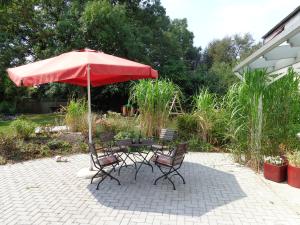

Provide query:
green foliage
left=64, top=98, right=88, bottom=133
left=114, top=130, right=139, bottom=140
left=176, top=114, right=198, bottom=138
left=224, top=69, right=300, bottom=170
left=193, top=89, right=218, bottom=144
left=0, top=101, right=16, bottom=114
left=97, top=111, right=138, bottom=135
left=130, top=79, right=180, bottom=137
left=0, top=132, right=18, bottom=158
left=1, top=0, right=260, bottom=109
left=47, top=139, right=71, bottom=150
left=40, top=145, right=51, bottom=157
left=10, top=118, right=36, bottom=140
left=263, top=69, right=300, bottom=153
left=187, top=135, right=213, bottom=152
left=287, top=151, right=300, bottom=168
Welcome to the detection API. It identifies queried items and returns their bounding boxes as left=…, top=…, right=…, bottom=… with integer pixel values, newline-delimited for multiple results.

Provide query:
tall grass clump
left=64, top=98, right=96, bottom=134
left=130, top=79, right=180, bottom=137
left=193, top=89, right=218, bottom=143
left=263, top=69, right=300, bottom=154
left=192, top=89, right=226, bottom=145
left=224, top=68, right=300, bottom=171
left=224, top=69, right=268, bottom=170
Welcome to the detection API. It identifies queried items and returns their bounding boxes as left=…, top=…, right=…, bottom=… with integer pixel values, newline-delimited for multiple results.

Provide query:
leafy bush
left=187, top=135, right=213, bottom=152
left=40, top=145, right=51, bottom=157
left=0, top=101, right=16, bottom=114
left=176, top=114, right=198, bottom=138
left=0, top=156, right=6, bottom=165
left=47, top=139, right=71, bottom=150
left=97, top=112, right=138, bottom=135
left=10, top=118, right=36, bottom=140
left=287, top=151, right=300, bottom=167
left=0, top=132, right=18, bottom=159
left=114, top=130, right=139, bottom=140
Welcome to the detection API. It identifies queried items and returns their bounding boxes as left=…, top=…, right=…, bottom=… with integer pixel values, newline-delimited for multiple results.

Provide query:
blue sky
left=161, top=0, right=299, bottom=48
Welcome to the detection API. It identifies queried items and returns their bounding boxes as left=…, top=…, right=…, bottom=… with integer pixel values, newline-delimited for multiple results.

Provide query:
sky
left=160, top=0, right=300, bottom=48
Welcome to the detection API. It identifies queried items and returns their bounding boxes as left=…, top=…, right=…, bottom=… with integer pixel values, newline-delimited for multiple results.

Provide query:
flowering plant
left=264, top=156, right=285, bottom=166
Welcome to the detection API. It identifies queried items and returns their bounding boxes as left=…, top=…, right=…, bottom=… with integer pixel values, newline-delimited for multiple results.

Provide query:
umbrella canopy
left=7, top=48, right=158, bottom=87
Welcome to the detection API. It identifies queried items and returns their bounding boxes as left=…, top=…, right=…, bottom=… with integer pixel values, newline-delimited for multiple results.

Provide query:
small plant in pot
left=263, top=156, right=287, bottom=183
left=287, top=151, right=300, bottom=188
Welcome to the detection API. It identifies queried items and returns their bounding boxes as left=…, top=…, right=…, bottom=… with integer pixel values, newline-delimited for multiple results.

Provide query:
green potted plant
left=263, top=156, right=287, bottom=183
left=287, top=151, right=300, bottom=188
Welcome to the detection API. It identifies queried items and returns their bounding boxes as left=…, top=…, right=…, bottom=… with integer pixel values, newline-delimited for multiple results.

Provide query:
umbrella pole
left=87, top=64, right=93, bottom=171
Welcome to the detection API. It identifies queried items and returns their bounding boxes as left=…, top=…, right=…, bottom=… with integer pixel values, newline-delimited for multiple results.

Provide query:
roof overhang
left=234, top=20, right=300, bottom=79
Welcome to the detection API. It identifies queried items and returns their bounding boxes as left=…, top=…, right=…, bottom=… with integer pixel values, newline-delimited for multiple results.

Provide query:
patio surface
left=0, top=153, right=299, bottom=225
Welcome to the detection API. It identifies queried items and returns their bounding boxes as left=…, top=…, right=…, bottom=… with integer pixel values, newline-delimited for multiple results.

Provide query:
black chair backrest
left=160, top=129, right=176, bottom=142
left=172, top=142, right=188, bottom=165
left=89, top=143, right=100, bottom=167
left=99, top=132, right=115, bottom=147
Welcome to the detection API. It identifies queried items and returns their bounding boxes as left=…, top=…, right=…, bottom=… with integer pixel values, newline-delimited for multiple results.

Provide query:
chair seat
left=151, top=154, right=173, bottom=167
left=97, top=155, right=119, bottom=167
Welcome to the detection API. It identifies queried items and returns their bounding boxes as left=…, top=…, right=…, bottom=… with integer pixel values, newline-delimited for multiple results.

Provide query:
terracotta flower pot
left=263, top=162, right=287, bottom=183
left=287, top=164, right=300, bottom=188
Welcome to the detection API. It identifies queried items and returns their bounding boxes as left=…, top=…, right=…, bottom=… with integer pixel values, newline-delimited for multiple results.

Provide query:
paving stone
left=0, top=153, right=300, bottom=225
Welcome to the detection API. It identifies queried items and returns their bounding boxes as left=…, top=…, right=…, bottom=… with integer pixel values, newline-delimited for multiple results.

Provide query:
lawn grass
left=0, top=113, right=65, bottom=134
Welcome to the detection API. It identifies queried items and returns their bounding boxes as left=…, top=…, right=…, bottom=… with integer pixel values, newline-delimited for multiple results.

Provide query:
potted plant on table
left=287, top=151, right=300, bottom=188
left=263, top=156, right=287, bottom=183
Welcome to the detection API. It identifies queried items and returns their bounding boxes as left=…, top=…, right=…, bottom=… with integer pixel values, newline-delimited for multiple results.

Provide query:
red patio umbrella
left=7, top=48, right=158, bottom=169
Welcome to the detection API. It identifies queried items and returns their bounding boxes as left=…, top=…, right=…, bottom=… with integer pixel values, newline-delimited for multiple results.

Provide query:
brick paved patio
left=0, top=153, right=299, bottom=225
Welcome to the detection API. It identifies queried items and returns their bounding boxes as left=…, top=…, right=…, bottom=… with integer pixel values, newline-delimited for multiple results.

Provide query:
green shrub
left=10, top=118, right=36, bottom=140
left=97, top=112, right=139, bottom=135
left=40, top=145, right=51, bottom=157
left=0, top=132, right=18, bottom=159
left=114, top=130, right=139, bottom=140
left=0, top=156, right=6, bottom=165
left=79, top=142, right=88, bottom=153
left=0, top=101, right=16, bottom=114
left=176, top=114, right=198, bottom=138
left=47, top=139, right=71, bottom=150
left=187, top=135, right=213, bottom=152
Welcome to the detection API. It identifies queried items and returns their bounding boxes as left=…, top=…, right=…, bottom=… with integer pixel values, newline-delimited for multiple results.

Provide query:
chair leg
left=170, top=169, right=186, bottom=184
left=175, top=169, right=185, bottom=184
left=154, top=166, right=169, bottom=184
left=96, top=175, right=107, bottom=190
left=91, top=170, right=101, bottom=184
left=154, top=165, right=184, bottom=190
left=102, top=169, right=121, bottom=185
left=154, top=166, right=176, bottom=190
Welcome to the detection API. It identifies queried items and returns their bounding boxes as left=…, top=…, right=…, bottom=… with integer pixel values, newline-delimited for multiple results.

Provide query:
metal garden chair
left=151, top=128, right=176, bottom=153
left=151, top=142, right=188, bottom=190
left=89, top=143, right=121, bottom=190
